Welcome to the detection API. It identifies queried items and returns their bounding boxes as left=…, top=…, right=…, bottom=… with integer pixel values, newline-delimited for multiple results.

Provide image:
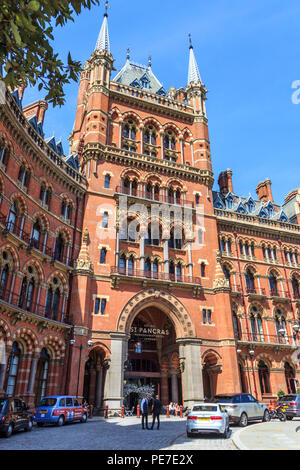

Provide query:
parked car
left=0, top=396, right=33, bottom=438
left=213, top=393, right=270, bottom=427
left=186, top=403, right=229, bottom=438
left=34, top=395, right=88, bottom=427
left=276, top=394, right=300, bottom=420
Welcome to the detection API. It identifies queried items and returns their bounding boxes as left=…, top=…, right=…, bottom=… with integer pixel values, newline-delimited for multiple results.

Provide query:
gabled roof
left=113, top=60, right=166, bottom=95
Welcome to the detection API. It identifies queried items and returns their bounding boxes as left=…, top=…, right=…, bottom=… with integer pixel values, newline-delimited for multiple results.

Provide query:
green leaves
left=0, top=0, right=100, bottom=107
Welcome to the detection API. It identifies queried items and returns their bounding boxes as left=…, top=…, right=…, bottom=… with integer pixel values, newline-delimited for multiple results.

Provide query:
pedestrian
left=141, top=394, right=150, bottom=430
left=151, top=395, right=162, bottom=430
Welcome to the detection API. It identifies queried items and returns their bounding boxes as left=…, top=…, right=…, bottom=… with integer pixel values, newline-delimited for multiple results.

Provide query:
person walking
left=141, top=394, right=150, bottom=430
left=151, top=395, right=162, bottom=430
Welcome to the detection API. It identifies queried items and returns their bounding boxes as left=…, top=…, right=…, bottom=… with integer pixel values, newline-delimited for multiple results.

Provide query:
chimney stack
left=256, top=179, right=273, bottom=203
left=218, top=169, right=233, bottom=195
left=23, top=100, right=48, bottom=126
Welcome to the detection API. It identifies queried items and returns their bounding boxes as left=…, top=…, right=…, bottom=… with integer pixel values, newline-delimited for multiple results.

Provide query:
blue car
left=34, top=396, right=88, bottom=427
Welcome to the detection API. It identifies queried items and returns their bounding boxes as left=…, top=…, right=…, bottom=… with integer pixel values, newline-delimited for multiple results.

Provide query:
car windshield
left=214, top=395, right=234, bottom=403
left=0, top=398, right=8, bottom=413
left=278, top=395, right=296, bottom=402
left=192, top=405, right=218, bottom=412
left=39, top=398, right=57, bottom=407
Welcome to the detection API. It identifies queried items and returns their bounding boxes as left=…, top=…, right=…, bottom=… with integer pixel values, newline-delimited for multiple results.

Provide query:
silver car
left=186, top=403, right=229, bottom=438
left=214, top=393, right=270, bottom=427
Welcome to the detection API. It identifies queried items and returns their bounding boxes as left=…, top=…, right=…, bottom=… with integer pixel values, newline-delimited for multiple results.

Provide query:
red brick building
left=0, top=11, right=299, bottom=414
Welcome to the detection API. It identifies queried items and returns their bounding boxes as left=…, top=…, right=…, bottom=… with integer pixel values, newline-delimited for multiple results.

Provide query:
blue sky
left=23, top=0, right=300, bottom=205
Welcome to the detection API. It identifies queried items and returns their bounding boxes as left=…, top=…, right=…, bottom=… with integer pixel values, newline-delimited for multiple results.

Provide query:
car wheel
left=187, top=432, right=193, bottom=438
left=4, top=423, right=13, bottom=438
left=37, top=423, right=44, bottom=427
left=263, top=410, right=270, bottom=422
left=57, top=415, right=65, bottom=427
left=24, top=420, right=33, bottom=432
left=239, top=413, right=248, bottom=427
left=287, top=416, right=293, bottom=421
left=80, top=413, right=87, bottom=423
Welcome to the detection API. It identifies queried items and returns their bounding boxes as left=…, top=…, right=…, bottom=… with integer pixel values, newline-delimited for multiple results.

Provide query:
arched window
left=285, top=362, right=296, bottom=394
left=104, top=174, right=111, bottom=189
left=292, top=276, right=300, bottom=298
left=152, top=260, right=159, bottom=279
left=18, top=164, right=30, bottom=189
left=45, top=279, right=61, bottom=320
left=145, top=258, right=151, bottom=278
left=169, top=227, right=183, bottom=250
left=7, top=201, right=18, bottom=233
left=233, top=311, right=241, bottom=340
left=0, top=263, right=9, bottom=299
left=0, top=141, right=9, bottom=168
left=119, top=255, right=126, bottom=274
left=100, top=248, right=107, bottom=264
left=176, top=264, right=182, bottom=282
left=19, top=267, right=35, bottom=312
left=258, top=360, right=271, bottom=394
left=54, top=233, right=65, bottom=262
left=31, top=220, right=42, bottom=248
left=222, top=265, right=231, bottom=287
left=61, top=199, right=72, bottom=222
left=257, top=314, right=264, bottom=341
left=34, top=348, right=50, bottom=405
left=6, top=342, right=21, bottom=397
left=245, top=269, right=255, bottom=293
left=169, top=261, right=175, bottom=281
left=269, top=272, right=278, bottom=296
left=200, top=263, right=206, bottom=277
left=250, top=314, right=257, bottom=341
left=128, top=256, right=134, bottom=275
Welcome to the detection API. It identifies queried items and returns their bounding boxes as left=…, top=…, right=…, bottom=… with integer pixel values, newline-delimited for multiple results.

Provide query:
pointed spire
left=95, top=3, right=110, bottom=53
left=187, top=33, right=202, bottom=85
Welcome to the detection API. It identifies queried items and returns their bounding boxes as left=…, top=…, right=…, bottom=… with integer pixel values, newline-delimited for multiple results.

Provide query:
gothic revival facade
left=0, top=11, right=299, bottom=413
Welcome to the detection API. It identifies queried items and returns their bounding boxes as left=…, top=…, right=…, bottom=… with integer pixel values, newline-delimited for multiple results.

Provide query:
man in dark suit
left=141, top=394, right=150, bottom=429
left=151, top=395, right=162, bottom=430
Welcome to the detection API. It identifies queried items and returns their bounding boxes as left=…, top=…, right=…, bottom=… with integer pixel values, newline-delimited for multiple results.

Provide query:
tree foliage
left=0, top=0, right=101, bottom=106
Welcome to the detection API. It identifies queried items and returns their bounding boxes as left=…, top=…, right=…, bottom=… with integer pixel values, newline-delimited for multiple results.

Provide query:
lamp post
left=70, top=339, right=93, bottom=398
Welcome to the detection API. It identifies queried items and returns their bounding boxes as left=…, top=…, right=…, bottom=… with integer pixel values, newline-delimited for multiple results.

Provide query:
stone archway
left=117, top=288, right=196, bottom=338
left=104, top=289, right=202, bottom=415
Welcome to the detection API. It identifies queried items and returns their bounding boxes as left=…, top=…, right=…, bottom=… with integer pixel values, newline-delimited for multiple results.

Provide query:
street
left=0, top=416, right=237, bottom=450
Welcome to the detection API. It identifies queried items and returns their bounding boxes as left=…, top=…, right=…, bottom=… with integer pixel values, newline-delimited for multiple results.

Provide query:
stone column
left=88, top=368, right=97, bottom=405
left=177, top=338, right=203, bottom=409
left=161, top=371, right=169, bottom=405
left=140, top=232, right=145, bottom=272
left=163, top=239, right=169, bottom=277
left=104, top=332, right=129, bottom=414
left=25, top=355, right=38, bottom=407
left=171, top=372, right=179, bottom=403
left=95, top=365, right=103, bottom=409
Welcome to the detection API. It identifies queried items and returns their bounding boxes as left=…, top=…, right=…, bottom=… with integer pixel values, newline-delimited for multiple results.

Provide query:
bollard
left=180, top=405, right=183, bottom=418
left=137, top=404, right=140, bottom=419
left=104, top=405, right=108, bottom=419
left=166, top=405, right=170, bottom=418
left=121, top=405, right=125, bottom=418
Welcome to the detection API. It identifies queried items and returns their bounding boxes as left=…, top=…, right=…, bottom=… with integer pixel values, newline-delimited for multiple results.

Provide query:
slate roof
left=113, top=60, right=167, bottom=96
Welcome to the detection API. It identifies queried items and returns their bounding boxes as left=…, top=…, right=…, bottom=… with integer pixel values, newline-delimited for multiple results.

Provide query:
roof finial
left=188, top=33, right=193, bottom=49
left=103, top=0, right=110, bottom=17
left=126, top=47, right=130, bottom=61
left=148, top=54, right=152, bottom=69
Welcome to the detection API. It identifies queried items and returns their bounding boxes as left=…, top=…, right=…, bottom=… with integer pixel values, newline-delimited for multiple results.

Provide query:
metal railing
left=115, top=186, right=194, bottom=207
left=111, top=266, right=201, bottom=285
left=236, top=331, right=296, bottom=346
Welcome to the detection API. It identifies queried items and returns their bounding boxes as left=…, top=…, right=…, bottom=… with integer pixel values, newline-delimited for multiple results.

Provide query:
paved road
left=233, top=419, right=300, bottom=450
left=0, top=416, right=239, bottom=451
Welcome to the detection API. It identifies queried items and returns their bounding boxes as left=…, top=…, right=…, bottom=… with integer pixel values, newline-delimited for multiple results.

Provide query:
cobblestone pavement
left=0, top=416, right=240, bottom=451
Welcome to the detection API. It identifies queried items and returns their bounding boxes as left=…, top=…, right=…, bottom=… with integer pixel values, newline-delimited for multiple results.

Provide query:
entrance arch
left=83, top=344, right=110, bottom=411
left=117, top=288, right=196, bottom=338
left=104, top=289, right=203, bottom=415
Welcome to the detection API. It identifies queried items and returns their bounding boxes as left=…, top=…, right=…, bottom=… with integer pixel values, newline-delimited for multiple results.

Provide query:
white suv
left=213, top=393, right=270, bottom=427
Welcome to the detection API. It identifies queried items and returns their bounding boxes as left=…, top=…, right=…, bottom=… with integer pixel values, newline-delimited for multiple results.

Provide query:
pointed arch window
left=54, top=233, right=65, bottom=262
left=34, top=348, right=50, bottom=405
left=7, top=202, right=18, bottom=233
left=6, top=341, right=21, bottom=397
left=0, top=263, right=9, bottom=299
left=269, top=272, right=278, bottom=296
left=245, top=269, right=255, bottom=293
left=119, top=255, right=126, bottom=274
left=0, top=141, right=9, bottom=168
left=258, top=361, right=271, bottom=394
